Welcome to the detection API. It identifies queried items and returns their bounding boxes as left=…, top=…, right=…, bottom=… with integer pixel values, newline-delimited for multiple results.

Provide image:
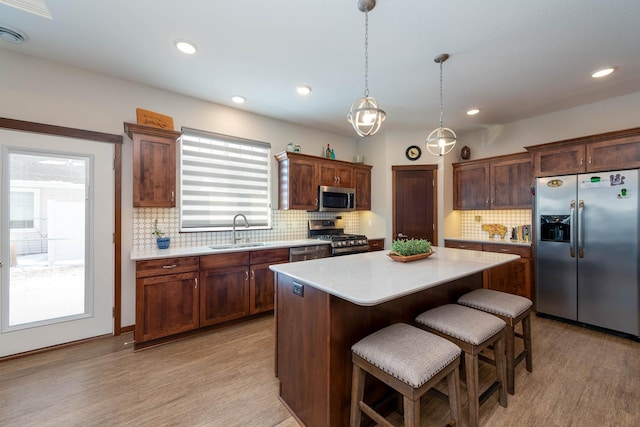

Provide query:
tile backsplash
left=460, top=210, right=532, bottom=239
left=133, top=208, right=360, bottom=251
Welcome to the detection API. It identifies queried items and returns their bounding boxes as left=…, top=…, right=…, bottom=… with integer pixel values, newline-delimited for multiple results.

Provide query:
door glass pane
left=7, top=151, right=88, bottom=328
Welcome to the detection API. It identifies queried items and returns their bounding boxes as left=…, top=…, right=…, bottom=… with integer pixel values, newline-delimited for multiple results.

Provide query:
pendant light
left=426, top=53, right=457, bottom=156
left=347, top=0, right=386, bottom=137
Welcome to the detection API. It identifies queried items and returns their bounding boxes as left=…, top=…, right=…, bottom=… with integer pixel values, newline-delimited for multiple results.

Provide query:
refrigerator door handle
left=578, top=200, right=585, bottom=258
left=569, top=200, right=576, bottom=258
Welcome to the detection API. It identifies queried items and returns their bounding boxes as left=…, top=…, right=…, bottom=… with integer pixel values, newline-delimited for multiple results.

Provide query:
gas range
left=309, top=219, right=369, bottom=256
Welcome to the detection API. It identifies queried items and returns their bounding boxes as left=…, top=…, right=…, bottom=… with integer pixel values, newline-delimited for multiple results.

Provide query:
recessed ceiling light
left=296, top=85, right=312, bottom=95
left=466, top=108, right=480, bottom=116
left=591, top=67, right=615, bottom=78
left=231, top=96, right=246, bottom=104
left=175, top=40, right=197, bottom=55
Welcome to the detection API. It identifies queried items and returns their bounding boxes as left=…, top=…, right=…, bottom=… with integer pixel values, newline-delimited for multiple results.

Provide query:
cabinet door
left=587, top=137, right=640, bottom=172
left=368, top=238, right=384, bottom=252
left=135, top=272, right=199, bottom=343
left=286, top=158, right=319, bottom=210
left=531, top=144, right=586, bottom=177
left=319, top=163, right=353, bottom=188
left=491, top=156, right=532, bottom=209
left=200, top=265, right=250, bottom=327
left=251, top=260, right=286, bottom=314
left=126, top=124, right=180, bottom=207
left=453, top=161, right=490, bottom=209
left=484, top=259, right=531, bottom=299
left=354, top=165, right=372, bottom=210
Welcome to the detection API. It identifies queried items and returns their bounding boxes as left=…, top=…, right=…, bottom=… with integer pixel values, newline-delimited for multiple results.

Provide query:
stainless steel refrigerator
left=535, top=169, right=639, bottom=337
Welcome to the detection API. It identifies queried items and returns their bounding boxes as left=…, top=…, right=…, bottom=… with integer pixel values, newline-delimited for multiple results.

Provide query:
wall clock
left=405, top=145, right=421, bottom=161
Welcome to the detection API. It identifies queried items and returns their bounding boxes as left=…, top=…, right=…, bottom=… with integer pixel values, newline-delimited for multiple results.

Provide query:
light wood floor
left=0, top=313, right=638, bottom=426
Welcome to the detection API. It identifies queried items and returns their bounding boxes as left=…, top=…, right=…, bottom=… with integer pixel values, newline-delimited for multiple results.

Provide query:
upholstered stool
left=458, top=288, right=533, bottom=395
left=350, top=323, right=462, bottom=427
left=415, top=304, right=507, bottom=427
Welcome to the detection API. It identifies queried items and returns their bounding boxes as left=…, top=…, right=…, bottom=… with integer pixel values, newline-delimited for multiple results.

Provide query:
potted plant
left=388, top=238, right=434, bottom=262
left=153, top=219, right=170, bottom=249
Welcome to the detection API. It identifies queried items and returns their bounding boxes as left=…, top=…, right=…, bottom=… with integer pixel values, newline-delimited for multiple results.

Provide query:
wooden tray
left=387, top=251, right=435, bottom=263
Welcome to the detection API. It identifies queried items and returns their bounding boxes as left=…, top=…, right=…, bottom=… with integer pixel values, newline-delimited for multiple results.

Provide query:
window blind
left=180, top=128, right=271, bottom=230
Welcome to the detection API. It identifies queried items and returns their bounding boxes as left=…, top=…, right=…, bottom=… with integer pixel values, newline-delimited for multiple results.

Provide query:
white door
left=0, top=129, right=114, bottom=357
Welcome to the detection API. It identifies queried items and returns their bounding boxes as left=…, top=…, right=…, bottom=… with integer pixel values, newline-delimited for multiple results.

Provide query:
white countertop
left=269, top=246, right=519, bottom=306
left=130, top=239, right=328, bottom=261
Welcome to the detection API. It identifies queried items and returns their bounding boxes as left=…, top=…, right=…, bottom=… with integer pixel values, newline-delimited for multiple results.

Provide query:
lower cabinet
left=135, top=248, right=289, bottom=348
left=368, top=238, right=385, bottom=252
left=445, top=240, right=533, bottom=300
left=135, top=257, right=200, bottom=344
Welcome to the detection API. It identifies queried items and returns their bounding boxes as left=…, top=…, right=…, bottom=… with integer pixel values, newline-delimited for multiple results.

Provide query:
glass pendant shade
left=426, top=126, right=457, bottom=156
left=348, top=96, right=386, bottom=137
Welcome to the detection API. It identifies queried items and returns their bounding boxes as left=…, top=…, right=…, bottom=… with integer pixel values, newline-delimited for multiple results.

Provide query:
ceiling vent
left=0, top=25, right=27, bottom=43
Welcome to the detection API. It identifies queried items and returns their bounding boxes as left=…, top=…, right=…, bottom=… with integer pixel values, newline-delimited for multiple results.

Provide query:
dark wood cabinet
left=125, top=123, right=180, bottom=207
left=453, top=152, right=532, bottom=210
left=445, top=240, right=532, bottom=300
left=249, top=248, right=289, bottom=314
left=353, top=164, right=373, bottom=210
left=319, top=163, right=353, bottom=188
left=367, top=238, right=384, bottom=252
left=135, top=257, right=200, bottom=344
left=275, top=151, right=372, bottom=211
left=526, top=127, right=640, bottom=177
left=200, top=252, right=250, bottom=327
left=453, top=161, right=490, bottom=209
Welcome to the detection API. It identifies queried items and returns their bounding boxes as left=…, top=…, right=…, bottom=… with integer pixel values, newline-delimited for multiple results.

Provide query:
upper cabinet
left=275, top=151, right=372, bottom=211
left=453, top=152, right=532, bottom=210
left=526, top=127, right=640, bottom=177
left=125, top=123, right=181, bottom=207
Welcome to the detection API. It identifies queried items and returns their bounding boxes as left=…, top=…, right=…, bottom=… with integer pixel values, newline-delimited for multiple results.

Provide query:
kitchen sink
left=209, top=242, right=269, bottom=250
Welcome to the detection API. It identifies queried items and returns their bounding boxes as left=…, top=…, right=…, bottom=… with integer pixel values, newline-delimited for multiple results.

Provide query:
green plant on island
left=152, top=219, right=165, bottom=238
left=390, top=238, right=432, bottom=256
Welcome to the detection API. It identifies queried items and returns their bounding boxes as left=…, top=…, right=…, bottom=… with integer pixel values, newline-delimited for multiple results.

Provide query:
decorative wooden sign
left=135, top=108, right=174, bottom=130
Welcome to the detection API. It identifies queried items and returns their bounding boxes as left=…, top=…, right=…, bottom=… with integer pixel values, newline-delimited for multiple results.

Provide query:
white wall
left=0, top=49, right=358, bottom=327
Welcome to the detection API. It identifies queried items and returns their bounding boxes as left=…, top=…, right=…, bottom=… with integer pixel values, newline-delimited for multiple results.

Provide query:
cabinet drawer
left=200, top=252, right=250, bottom=270
left=482, top=243, right=531, bottom=258
left=368, top=238, right=385, bottom=252
left=136, top=256, right=199, bottom=278
left=250, top=248, right=290, bottom=264
left=444, top=240, right=483, bottom=251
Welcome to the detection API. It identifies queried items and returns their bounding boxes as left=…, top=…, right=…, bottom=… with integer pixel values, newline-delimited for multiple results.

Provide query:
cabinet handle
left=194, top=277, right=198, bottom=289
left=251, top=270, right=255, bottom=280
left=245, top=271, right=249, bottom=281
left=171, top=191, right=175, bottom=202
left=162, top=264, right=177, bottom=269
left=485, top=198, right=489, bottom=205
left=579, top=158, right=584, bottom=166
left=499, top=249, right=510, bottom=253
left=588, top=156, right=592, bottom=165
left=459, top=245, right=467, bottom=249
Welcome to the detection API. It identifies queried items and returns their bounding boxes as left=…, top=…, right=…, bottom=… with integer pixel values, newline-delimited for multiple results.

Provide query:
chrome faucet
left=232, top=213, right=250, bottom=244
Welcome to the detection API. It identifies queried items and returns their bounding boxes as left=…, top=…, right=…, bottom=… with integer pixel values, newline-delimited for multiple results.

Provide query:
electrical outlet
left=293, top=282, right=304, bottom=297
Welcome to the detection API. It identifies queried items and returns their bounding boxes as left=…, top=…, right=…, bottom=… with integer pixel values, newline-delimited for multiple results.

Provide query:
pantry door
left=0, top=129, right=114, bottom=357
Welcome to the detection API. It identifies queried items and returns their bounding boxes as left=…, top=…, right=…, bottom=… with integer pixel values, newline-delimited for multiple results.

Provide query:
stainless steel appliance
left=309, top=218, right=369, bottom=256
left=535, top=169, right=639, bottom=337
left=318, top=186, right=356, bottom=212
left=289, top=245, right=328, bottom=262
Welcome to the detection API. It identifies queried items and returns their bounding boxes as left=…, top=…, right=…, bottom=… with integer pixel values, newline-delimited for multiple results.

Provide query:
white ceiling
left=1, top=0, right=639, bottom=138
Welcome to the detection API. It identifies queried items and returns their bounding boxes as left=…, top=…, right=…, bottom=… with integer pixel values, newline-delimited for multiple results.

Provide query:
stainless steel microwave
left=318, top=185, right=356, bottom=211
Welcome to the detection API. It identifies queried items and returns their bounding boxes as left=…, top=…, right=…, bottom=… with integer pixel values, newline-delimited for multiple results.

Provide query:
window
left=180, top=128, right=271, bottom=231
left=10, top=190, right=36, bottom=229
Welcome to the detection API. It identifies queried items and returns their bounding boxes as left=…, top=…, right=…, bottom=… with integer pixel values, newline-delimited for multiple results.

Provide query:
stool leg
left=403, top=395, right=419, bottom=427
left=494, top=335, right=508, bottom=408
left=464, top=352, right=480, bottom=427
left=522, top=314, right=533, bottom=372
left=505, top=324, right=516, bottom=395
left=446, top=366, right=462, bottom=427
left=350, top=363, right=366, bottom=427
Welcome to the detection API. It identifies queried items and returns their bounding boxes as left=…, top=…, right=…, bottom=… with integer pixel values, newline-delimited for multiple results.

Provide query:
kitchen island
left=269, top=247, right=519, bottom=427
